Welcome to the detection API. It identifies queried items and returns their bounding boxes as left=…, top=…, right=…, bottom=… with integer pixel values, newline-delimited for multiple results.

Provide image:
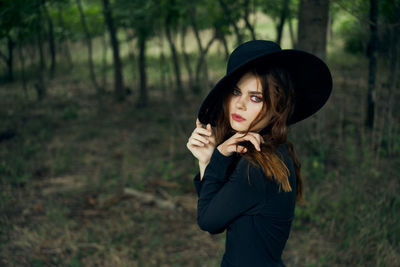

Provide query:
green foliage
left=62, top=105, right=79, bottom=120
left=0, top=113, right=52, bottom=187
left=56, top=1, right=105, bottom=40
left=337, top=17, right=367, bottom=55
left=380, top=0, right=400, bottom=24
left=261, top=0, right=299, bottom=23
left=333, top=0, right=400, bottom=55
left=115, top=0, right=160, bottom=40
left=30, top=258, right=46, bottom=267
left=0, top=0, right=39, bottom=37
left=379, top=121, right=400, bottom=157
left=67, top=257, right=82, bottom=267
left=293, top=132, right=400, bottom=264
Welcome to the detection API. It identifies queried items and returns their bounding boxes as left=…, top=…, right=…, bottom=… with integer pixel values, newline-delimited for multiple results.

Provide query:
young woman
left=186, top=40, right=332, bottom=267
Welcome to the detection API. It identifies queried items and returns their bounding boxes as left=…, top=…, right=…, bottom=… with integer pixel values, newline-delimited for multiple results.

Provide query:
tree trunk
left=36, top=8, right=46, bottom=100
left=243, top=0, right=256, bottom=40
left=38, top=31, right=45, bottom=72
left=159, top=35, right=167, bottom=99
left=36, top=6, right=46, bottom=74
left=202, top=54, right=209, bottom=88
left=326, top=9, right=332, bottom=43
left=165, top=23, right=184, bottom=98
left=181, top=25, right=193, bottom=90
left=125, top=29, right=135, bottom=63
left=296, top=0, right=330, bottom=144
left=216, top=28, right=229, bottom=60
left=288, top=12, right=296, bottom=47
left=365, top=0, right=378, bottom=130
left=102, top=0, right=124, bottom=101
left=101, top=33, right=108, bottom=89
left=276, top=0, right=290, bottom=46
left=296, top=0, right=330, bottom=60
left=0, top=36, right=14, bottom=81
left=124, top=29, right=137, bottom=88
left=17, top=43, right=27, bottom=97
left=194, top=35, right=216, bottom=93
left=6, top=36, right=13, bottom=81
left=36, top=32, right=46, bottom=100
left=386, top=21, right=400, bottom=155
left=190, top=4, right=204, bottom=94
left=42, top=0, right=56, bottom=78
left=57, top=5, right=73, bottom=69
left=76, top=0, right=102, bottom=94
left=137, top=37, right=147, bottom=107
left=190, top=8, right=216, bottom=94
left=218, top=0, right=243, bottom=44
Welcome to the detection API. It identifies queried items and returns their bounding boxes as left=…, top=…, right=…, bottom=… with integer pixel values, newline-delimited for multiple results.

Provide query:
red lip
left=232, top=113, right=245, bottom=122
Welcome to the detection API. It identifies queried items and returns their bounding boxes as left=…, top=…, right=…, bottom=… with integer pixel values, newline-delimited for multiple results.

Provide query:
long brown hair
left=215, top=64, right=305, bottom=205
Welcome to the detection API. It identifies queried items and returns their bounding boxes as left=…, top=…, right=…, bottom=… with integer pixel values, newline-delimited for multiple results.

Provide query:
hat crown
left=227, top=40, right=282, bottom=75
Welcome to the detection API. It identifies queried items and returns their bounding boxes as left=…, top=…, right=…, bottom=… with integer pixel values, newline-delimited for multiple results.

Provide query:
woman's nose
left=236, top=96, right=246, bottom=110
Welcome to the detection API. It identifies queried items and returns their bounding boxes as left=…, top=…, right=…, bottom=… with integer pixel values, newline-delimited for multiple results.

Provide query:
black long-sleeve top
left=193, top=143, right=296, bottom=267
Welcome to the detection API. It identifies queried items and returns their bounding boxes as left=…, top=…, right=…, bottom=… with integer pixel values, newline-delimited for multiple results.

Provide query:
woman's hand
left=217, top=131, right=265, bottom=157
left=186, top=118, right=216, bottom=164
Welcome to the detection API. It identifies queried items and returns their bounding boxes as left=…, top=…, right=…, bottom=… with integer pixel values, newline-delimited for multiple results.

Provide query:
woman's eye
left=233, top=88, right=241, bottom=95
left=251, top=96, right=262, bottom=102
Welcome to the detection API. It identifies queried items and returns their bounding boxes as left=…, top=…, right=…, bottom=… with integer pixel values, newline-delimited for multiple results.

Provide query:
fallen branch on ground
left=123, top=187, right=178, bottom=210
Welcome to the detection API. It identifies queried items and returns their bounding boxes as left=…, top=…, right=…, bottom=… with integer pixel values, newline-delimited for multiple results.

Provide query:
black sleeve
left=194, top=147, right=264, bottom=235
left=193, top=172, right=202, bottom=198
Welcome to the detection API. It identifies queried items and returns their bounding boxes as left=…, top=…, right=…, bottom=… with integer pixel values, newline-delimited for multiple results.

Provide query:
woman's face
left=228, top=72, right=271, bottom=132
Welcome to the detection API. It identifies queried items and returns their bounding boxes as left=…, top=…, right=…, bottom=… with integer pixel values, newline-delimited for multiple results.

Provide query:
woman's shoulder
left=275, top=143, right=292, bottom=162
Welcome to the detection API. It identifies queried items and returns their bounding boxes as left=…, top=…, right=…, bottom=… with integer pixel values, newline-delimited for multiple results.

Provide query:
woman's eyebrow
left=234, top=85, right=263, bottom=95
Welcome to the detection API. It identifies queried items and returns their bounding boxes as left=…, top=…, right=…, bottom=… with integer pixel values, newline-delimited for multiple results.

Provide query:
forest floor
left=1, top=54, right=399, bottom=266
left=0, top=78, right=338, bottom=267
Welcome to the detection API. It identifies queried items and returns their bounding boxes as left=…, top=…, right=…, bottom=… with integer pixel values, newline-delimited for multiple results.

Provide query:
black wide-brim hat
left=198, top=40, right=333, bottom=129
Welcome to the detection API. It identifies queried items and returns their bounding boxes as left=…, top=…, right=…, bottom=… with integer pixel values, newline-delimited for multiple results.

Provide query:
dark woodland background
left=0, top=0, right=399, bottom=266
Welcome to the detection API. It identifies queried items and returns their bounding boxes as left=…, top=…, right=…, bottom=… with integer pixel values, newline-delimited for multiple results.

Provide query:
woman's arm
left=192, top=146, right=232, bottom=198
left=198, top=161, right=208, bottom=181
left=192, top=161, right=208, bottom=197
left=195, top=147, right=264, bottom=235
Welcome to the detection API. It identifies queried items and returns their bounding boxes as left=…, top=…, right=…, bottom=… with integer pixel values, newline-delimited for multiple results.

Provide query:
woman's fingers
left=194, top=127, right=212, bottom=137
left=245, top=132, right=264, bottom=145
left=233, top=132, right=262, bottom=151
left=190, top=138, right=205, bottom=147
left=188, top=121, right=215, bottom=149
left=196, top=118, right=203, bottom=128
left=236, top=145, right=247, bottom=153
left=192, top=132, right=210, bottom=145
left=239, top=134, right=260, bottom=151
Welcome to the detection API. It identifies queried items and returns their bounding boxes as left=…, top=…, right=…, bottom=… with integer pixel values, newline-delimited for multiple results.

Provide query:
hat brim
left=198, top=49, right=333, bottom=127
